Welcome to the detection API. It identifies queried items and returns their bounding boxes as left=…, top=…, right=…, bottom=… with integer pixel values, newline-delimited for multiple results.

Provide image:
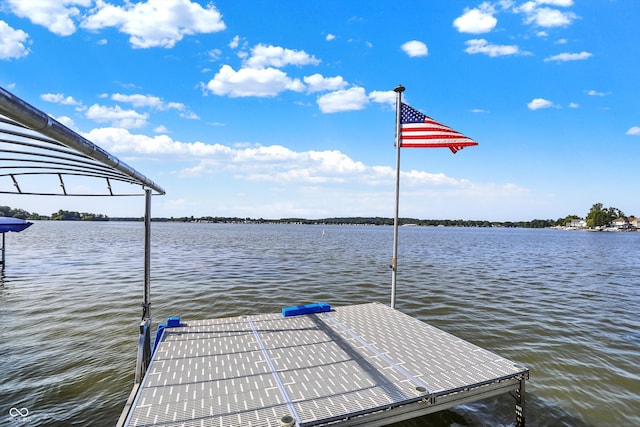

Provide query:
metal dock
left=120, top=302, right=528, bottom=427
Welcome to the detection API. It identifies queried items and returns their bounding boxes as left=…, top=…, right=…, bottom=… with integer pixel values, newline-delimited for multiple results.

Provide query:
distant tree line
left=0, top=202, right=633, bottom=228
left=0, top=206, right=108, bottom=221
left=50, top=210, right=109, bottom=221
left=0, top=206, right=32, bottom=219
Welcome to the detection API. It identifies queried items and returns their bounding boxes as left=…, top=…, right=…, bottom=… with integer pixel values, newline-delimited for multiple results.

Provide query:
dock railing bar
left=115, top=383, right=142, bottom=427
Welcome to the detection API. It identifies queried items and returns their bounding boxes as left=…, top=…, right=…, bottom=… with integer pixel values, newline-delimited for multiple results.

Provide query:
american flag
left=399, top=103, right=478, bottom=153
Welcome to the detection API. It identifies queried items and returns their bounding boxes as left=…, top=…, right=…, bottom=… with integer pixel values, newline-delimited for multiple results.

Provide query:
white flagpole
left=391, top=84, right=405, bottom=309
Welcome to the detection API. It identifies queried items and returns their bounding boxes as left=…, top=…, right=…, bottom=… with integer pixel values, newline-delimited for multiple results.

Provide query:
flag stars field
left=0, top=0, right=638, bottom=221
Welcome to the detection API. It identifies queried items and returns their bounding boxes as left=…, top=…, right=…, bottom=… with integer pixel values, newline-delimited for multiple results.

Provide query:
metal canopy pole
left=135, top=189, right=153, bottom=383
left=390, top=84, right=405, bottom=309
left=144, top=188, right=151, bottom=325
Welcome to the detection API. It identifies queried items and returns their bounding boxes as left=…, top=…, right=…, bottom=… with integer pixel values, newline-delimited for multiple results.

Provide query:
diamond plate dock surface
left=124, top=303, right=527, bottom=427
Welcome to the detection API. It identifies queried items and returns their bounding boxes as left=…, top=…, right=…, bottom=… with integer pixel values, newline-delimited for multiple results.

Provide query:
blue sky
left=1, top=0, right=638, bottom=221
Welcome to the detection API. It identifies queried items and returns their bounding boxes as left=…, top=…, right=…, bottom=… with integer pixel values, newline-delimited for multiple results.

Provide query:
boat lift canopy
left=0, top=87, right=164, bottom=197
left=0, top=86, right=163, bottom=382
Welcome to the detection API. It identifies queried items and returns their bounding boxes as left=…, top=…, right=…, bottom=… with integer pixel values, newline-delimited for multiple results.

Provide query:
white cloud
left=237, top=50, right=249, bottom=61
left=79, top=126, right=523, bottom=219
left=0, top=20, right=30, bottom=59
left=5, top=0, right=87, bottom=36
left=111, top=93, right=164, bottom=108
left=544, top=51, right=592, bottom=62
left=86, top=127, right=372, bottom=184
left=626, top=127, right=640, bottom=136
left=527, top=98, right=554, bottom=110
left=236, top=153, right=471, bottom=187
left=81, top=0, right=226, bottom=48
left=326, top=34, right=335, bottom=41
left=40, top=93, right=81, bottom=105
left=55, top=115, right=77, bottom=130
left=517, top=0, right=536, bottom=11
left=85, top=126, right=230, bottom=156
left=229, top=35, right=240, bottom=49
left=111, top=93, right=186, bottom=111
left=185, top=145, right=374, bottom=184
left=368, top=90, right=396, bottom=107
left=233, top=144, right=300, bottom=163
left=281, top=150, right=367, bottom=182
left=403, top=170, right=462, bottom=186
left=303, top=74, right=348, bottom=93
left=167, top=102, right=186, bottom=110
left=401, top=40, right=428, bottom=57
left=518, top=4, right=577, bottom=27
left=207, top=49, right=222, bottom=61
left=317, top=87, right=369, bottom=113
left=453, top=3, right=498, bottom=34
left=205, top=65, right=305, bottom=97
left=179, top=111, right=200, bottom=120
left=568, top=102, right=579, bottom=108
left=85, top=104, right=149, bottom=128
left=465, top=39, right=520, bottom=57
left=536, top=0, right=574, bottom=6
left=586, top=89, right=606, bottom=96
left=244, top=44, right=321, bottom=69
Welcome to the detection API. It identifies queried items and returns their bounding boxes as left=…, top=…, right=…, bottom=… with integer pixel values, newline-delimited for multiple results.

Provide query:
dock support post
left=134, top=320, right=151, bottom=384
left=515, top=377, right=526, bottom=427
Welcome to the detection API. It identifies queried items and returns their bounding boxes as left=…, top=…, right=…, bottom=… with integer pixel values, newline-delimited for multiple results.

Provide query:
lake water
left=1, top=221, right=638, bottom=426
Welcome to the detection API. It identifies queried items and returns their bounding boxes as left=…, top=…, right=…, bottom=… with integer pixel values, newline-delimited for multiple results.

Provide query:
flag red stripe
left=399, top=142, right=477, bottom=148
left=401, top=134, right=473, bottom=140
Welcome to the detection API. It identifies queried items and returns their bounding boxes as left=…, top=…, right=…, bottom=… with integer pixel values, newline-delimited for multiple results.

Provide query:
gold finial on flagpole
left=394, top=84, right=405, bottom=93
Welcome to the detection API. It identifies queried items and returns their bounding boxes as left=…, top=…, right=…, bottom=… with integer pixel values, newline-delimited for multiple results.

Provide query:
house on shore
left=566, top=219, right=587, bottom=229
left=565, top=217, right=638, bottom=231
left=612, top=217, right=639, bottom=231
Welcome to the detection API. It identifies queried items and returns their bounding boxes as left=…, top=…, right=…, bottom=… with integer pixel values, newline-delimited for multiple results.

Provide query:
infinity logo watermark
left=9, top=407, right=29, bottom=418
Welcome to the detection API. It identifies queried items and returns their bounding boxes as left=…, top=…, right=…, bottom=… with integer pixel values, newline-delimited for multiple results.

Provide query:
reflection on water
left=1, top=222, right=638, bottom=426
